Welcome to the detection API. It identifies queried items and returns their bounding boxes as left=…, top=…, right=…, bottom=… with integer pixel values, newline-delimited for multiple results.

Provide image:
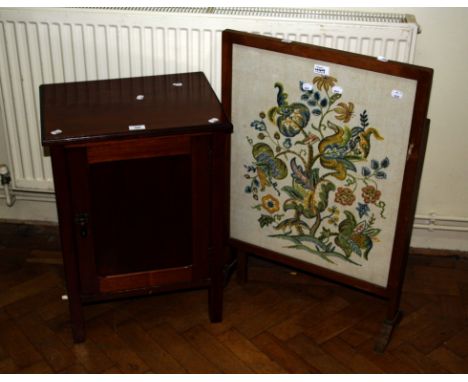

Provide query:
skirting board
left=1, top=192, right=467, bottom=253
left=409, top=247, right=468, bottom=258
left=0, top=190, right=57, bottom=223
left=411, top=215, right=468, bottom=252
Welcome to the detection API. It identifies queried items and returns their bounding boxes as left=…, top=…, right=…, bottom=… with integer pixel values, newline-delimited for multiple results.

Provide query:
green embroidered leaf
left=364, top=228, right=381, bottom=237
left=301, top=206, right=316, bottom=219
left=311, top=168, right=320, bottom=187
left=317, top=182, right=336, bottom=212
left=351, top=126, right=364, bottom=137
left=339, top=158, right=357, bottom=172
left=252, top=143, right=288, bottom=180
left=258, top=214, right=275, bottom=228
left=347, top=238, right=362, bottom=257
left=293, top=235, right=328, bottom=250
left=274, top=83, right=288, bottom=106
left=252, top=142, right=274, bottom=159
left=318, top=227, right=332, bottom=241
left=274, top=218, right=309, bottom=231
left=271, top=157, right=288, bottom=179
left=338, top=210, right=357, bottom=236
left=282, top=185, right=304, bottom=200
left=363, top=238, right=373, bottom=260
left=267, top=107, right=277, bottom=124
left=326, top=120, right=341, bottom=132
left=312, top=108, right=321, bottom=116
left=335, top=235, right=353, bottom=257
left=329, top=93, right=342, bottom=104
left=283, top=199, right=299, bottom=212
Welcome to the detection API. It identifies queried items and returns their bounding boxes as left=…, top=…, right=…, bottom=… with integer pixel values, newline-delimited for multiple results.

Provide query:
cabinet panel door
left=67, top=134, right=211, bottom=295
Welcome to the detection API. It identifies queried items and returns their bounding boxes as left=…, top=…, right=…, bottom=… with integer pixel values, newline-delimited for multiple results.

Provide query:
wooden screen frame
left=222, top=29, right=433, bottom=351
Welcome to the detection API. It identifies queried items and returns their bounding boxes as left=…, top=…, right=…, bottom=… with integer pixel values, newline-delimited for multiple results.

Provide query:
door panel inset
left=89, top=155, right=192, bottom=276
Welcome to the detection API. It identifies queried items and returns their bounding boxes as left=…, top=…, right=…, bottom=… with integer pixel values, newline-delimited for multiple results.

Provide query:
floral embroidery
left=262, top=194, right=280, bottom=214
left=356, top=202, right=370, bottom=218
left=243, top=74, right=389, bottom=265
left=334, top=187, right=356, bottom=206
left=251, top=119, right=267, bottom=131
left=312, top=75, right=337, bottom=91
left=362, top=185, right=382, bottom=204
left=334, top=102, right=355, bottom=123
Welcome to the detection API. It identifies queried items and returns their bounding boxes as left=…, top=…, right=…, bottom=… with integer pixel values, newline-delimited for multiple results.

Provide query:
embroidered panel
left=230, top=45, right=417, bottom=287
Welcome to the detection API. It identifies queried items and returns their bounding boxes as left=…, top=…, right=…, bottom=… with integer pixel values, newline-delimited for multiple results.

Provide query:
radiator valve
left=0, top=164, right=16, bottom=207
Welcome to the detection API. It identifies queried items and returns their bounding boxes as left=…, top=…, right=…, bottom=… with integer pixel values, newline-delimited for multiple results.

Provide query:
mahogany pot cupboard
left=41, top=72, right=232, bottom=342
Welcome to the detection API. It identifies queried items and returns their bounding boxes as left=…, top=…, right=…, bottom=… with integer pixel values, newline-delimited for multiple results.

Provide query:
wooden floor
left=0, top=222, right=467, bottom=373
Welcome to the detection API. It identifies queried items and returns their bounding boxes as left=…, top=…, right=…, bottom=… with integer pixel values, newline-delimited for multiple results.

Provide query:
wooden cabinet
left=41, top=72, right=232, bottom=342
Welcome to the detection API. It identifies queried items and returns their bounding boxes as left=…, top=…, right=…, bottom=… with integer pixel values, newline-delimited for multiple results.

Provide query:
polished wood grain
left=1, top=222, right=468, bottom=373
left=41, top=72, right=231, bottom=145
left=41, top=72, right=232, bottom=342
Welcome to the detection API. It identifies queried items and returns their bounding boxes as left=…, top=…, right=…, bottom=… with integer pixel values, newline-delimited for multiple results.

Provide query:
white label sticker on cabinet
left=391, top=90, right=404, bottom=99
left=129, top=124, right=146, bottom=131
left=313, top=64, right=330, bottom=76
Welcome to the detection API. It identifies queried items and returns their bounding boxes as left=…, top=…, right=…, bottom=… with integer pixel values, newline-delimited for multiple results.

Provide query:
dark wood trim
left=208, top=133, right=231, bottom=322
left=221, top=32, right=233, bottom=116
left=80, top=279, right=211, bottom=304
left=385, top=118, right=431, bottom=322
left=86, top=135, right=191, bottom=164
left=67, top=147, right=99, bottom=294
left=190, top=135, right=211, bottom=281
left=98, top=266, right=193, bottom=293
left=221, top=30, right=433, bottom=84
left=49, top=145, right=85, bottom=343
left=230, top=238, right=388, bottom=297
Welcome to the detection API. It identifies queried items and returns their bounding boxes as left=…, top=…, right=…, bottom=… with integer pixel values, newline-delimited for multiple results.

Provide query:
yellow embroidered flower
left=312, top=75, right=337, bottom=91
left=261, top=194, right=280, bottom=214
left=334, top=102, right=355, bottom=123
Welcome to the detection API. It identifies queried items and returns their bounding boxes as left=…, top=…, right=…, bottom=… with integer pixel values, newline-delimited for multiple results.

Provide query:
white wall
left=387, top=8, right=468, bottom=217
left=373, top=8, right=468, bottom=250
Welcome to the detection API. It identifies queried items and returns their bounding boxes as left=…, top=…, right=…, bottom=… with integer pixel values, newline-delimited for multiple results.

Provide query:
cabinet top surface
left=41, top=72, right=231, bottom=145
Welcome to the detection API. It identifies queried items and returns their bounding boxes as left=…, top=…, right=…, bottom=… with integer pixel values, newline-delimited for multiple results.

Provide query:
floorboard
left=0, top=222, right=467, bottom=374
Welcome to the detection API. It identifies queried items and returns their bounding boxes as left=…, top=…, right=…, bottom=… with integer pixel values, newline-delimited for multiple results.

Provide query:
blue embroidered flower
left=361, top=166, right=371, bottom=177
left=356, top=202, right=370, bottom=218
left=381, top=157, right=390, bottom=168
left=250, top=119, right=267, bottom=131
left=283, top=138, right=292, bottom=149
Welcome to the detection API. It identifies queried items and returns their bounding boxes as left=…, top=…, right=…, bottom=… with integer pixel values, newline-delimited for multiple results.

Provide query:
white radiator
left=0, top=7, right=419, bottom=192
